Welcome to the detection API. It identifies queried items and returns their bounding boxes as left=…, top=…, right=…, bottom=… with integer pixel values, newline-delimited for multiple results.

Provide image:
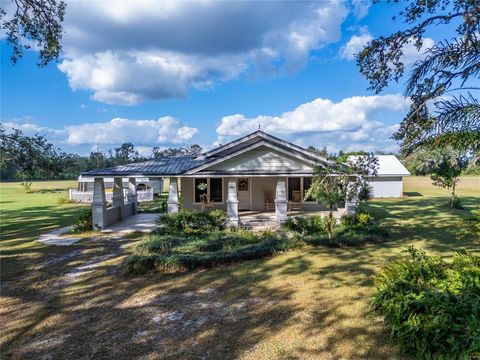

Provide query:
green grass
left=0, top=180, right=88, bottom=280
left=1, top=176, right=479, bottom=359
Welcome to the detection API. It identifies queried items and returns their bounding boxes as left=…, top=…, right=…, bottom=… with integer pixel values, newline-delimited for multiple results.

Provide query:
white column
left=167, top=177, right=179, bottom=213
left=92, top=177, right=107, bottom=229
left=226, top=178, right=239, bottom=226
left=346, top=176, right=359, bottom=215
left=275, top=177, right=288, bottom=222
left=127, top=177, right=138, bottom=214
left=112, top=177, right=124, bottom=207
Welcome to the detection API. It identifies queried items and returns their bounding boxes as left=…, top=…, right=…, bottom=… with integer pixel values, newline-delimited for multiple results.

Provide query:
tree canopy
left=0, top=0, right=66, bottom=65
left=357, top=0, right=480, bottom=154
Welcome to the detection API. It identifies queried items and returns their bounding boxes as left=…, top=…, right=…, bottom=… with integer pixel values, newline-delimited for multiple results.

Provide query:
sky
left=1, top=0, right=439, bottom=156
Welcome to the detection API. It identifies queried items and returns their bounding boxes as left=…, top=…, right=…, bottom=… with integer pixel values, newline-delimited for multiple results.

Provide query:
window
left=238, top=178, right=249, bottom=191
left=288, top=177, right=301, bottom=201
left=210, top=178, right=223, bottom=202
left=194, top=178, right=208, bottom=203
left=194, top=178, right=223, bottom=203
left=303, top=177, right=313, bottom=201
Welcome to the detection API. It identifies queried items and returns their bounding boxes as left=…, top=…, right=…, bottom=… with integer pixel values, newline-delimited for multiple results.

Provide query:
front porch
left=238, top=209, right=347, bottom=230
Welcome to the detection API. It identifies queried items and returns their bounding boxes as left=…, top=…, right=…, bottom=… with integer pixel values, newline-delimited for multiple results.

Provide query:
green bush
left=372, top=247, right=480, bottom=359
left=125, top=234, right=303, bottom=274
left=281, top=215, right=325, bottom=235
left=157, top=209, right=228, bottom=235
left=57, top=196, right=73, bottom=205
left=356, top=211, right=372, bottom=226
left=304, top=223, right=388, bottom=247
left=70, top=209, right=93, bottom=233
left=340, top=213, right=354, bottom=226
left=450, top=195, right=464, bottom=210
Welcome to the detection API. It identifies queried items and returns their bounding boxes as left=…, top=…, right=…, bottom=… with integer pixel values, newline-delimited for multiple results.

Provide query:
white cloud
left=339, top=28, right=373, bottom=60
left=65, top=117, right=198, bottom=145
left=55, top=0, right=348, bottom=104
left=216, top=94, right=410, bottom=152
left=402, top=37, right=435, bottom=65
left=3, top=116, right=198, bottom=148
left=351, top=0, right=371, bottom=20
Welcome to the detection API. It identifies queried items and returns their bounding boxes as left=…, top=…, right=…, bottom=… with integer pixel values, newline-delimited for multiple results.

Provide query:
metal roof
left=81, top=156, right=211, bottom=177
left=347, top=155, right=411, bottom=176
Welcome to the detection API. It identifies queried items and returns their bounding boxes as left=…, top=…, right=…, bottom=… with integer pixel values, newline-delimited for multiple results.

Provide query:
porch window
left=194, top=178, right=208, bottom=203
left=288, top=177, right=301, bottom=201
left=210, top=178, right=223, bottom=203
left=303, top=177, right=313, bottom=201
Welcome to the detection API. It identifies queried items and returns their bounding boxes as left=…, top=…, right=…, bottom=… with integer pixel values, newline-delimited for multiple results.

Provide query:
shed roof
left=347, top=155, right=411, bottom=176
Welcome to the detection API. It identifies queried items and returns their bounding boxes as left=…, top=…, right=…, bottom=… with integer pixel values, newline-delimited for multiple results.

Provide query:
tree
left=428, top=152, right=468, bottom=208
left=357, top=0, right=480, bottom=155
left=1, top=0, right=66, bottom=66
left=306, top=154, right=378, bottom=239
left=0, top=124, right=62, bottom=180
left=114, top=143, right=139, bottom=165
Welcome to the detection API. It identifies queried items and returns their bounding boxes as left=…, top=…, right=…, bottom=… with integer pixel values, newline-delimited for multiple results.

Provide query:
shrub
left=304, top=223, right=388, bottom=247
left=281, top=215, right=325, bottom=235
left=157, top=209, right=228, bottom=235
left=355, top=211, right=372, bottom=227
left=450, top=195, right=464, bottom=210
left=57, top=196, right=73, bottom=205
left=70, top=209, right=93, bottom=233
left=340, top=213, right=354, bottom=227
left=372, top=247, right=480, bottom=359
left=125, top=235, right=303, bottom=274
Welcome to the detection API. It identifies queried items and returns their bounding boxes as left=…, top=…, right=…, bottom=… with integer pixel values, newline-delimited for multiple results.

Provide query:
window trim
left=192, top=177, right=224, bottom=205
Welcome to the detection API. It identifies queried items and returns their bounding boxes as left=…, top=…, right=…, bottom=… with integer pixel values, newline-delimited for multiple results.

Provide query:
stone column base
left=167, top=201, right=179, bottom=214
left=275, top=199, right=288, bottom=222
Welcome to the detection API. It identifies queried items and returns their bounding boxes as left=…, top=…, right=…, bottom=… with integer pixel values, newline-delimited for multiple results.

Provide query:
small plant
left=355, top=211, right=372, bottom=227
left=372, top=247, right=480, bottom=359
left=20, top=182, right=32, bottom=192
left=340, top=213, right=353, bottom=227
left=70, top=209, right=93, bottom=233
left=450, top=195, right=464, bottom=210
left=57, top=196, right=73, bottom=205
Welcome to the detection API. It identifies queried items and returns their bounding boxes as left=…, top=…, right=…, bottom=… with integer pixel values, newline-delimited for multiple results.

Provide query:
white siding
left=209, top=146, right=313, bottom=172
left=369, top=176, right=403, bottom=198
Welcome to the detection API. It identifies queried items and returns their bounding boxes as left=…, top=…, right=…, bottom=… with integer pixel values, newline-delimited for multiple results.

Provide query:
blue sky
left=1, top=1, right=436, bottom=155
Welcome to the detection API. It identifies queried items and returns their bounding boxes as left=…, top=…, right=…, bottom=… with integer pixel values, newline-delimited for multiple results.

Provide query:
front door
left=237, top=178, right=250, bottom=210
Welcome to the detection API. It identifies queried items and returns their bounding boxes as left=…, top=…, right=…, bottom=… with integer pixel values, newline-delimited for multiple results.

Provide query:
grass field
left=0, top=181, right=88, bottom=280
left=0, top=177, right=479, bottom=359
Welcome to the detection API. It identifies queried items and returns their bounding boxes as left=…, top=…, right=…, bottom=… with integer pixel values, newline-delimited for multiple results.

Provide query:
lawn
left=0, top=181, right=88, bottom=280
left=0, top=177, right=479, bottom=359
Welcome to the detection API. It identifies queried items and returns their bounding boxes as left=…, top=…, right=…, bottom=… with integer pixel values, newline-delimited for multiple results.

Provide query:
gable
left=206, top=146, right=313, bottom=172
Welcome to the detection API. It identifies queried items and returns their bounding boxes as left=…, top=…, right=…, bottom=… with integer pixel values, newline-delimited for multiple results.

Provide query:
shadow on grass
left=1, top=205, right=88, bottom=280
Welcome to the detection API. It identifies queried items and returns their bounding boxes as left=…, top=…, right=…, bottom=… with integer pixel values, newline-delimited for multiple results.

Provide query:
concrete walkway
left=101, top=213, right=160, bottom=234
left=38, top=226, right=81, bottom=246
left=38, top=213, right=160, bottom=246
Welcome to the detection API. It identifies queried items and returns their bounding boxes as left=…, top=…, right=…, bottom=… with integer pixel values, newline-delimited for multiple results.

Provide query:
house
left=347, top=155, right=411, bottom=198
left=82, top=130, right=356, bottom=228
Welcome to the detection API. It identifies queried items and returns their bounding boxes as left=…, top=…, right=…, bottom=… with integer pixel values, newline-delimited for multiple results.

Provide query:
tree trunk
left=450, top=183, right=456, bottom=208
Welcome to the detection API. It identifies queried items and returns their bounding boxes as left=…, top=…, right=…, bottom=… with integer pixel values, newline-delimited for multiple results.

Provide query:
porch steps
left=240, top=214, right=279, bottom=231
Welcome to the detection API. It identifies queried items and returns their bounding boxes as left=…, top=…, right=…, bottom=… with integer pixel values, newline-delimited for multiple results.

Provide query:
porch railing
left=69, top=188, right=153, bottom=203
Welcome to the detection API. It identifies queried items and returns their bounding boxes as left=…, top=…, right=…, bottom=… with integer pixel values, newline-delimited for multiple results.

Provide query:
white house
left=347, top=155, right=411, bottom=198
left=81, top=130, right=407, bottom=229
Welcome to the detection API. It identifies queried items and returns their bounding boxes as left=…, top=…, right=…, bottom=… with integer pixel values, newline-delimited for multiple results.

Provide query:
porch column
left=127, top=177, right=138, bottom=214
left=92, top=177, right=107, bottom=229
left=226, top=178, right=239, bottom=226
left=346, top=176, right=359, bottom=215
left=112, top=177, right=124, bottom=207
left=275, top=177, right=288, bottom=222
left=167, top=177, right=179, bottom=213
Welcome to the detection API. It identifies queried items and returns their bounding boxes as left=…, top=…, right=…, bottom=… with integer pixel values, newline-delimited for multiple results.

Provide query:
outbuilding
left=348, top=155, right=411, bottom=198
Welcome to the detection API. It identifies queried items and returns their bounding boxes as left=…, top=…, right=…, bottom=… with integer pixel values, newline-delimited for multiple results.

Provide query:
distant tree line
left=0, top=125, right=203, bottom=181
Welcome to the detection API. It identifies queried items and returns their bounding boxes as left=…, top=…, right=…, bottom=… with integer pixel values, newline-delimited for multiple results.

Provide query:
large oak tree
left=357, top=0, right=480, bottom=155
